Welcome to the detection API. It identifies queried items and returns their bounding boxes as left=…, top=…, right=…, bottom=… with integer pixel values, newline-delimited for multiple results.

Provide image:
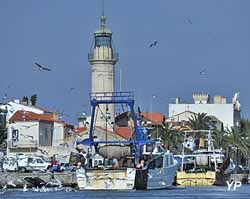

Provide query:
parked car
left=3, top=156, right=18, bottom=172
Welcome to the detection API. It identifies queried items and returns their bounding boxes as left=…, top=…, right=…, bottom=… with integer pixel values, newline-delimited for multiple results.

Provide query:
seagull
left=7, top=180, right=16, bottom=187
left=34, top=62, right=52, bottom=72
left=32, top=186, right=40, bottom=192
left=159, top=181, right=166, bottom=186
left=200, top=68, right=207, bottom=75
left=187, top=18, right=193, bottom=24
left=46, top=179, right=62, bottom=188
left=23, top=184, right=28, bottom=192
left=149, top=41, right=158, bottom=48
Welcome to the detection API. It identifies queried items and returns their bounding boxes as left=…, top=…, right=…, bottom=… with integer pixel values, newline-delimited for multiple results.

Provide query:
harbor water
left=1, top=185, right=250, bottom=199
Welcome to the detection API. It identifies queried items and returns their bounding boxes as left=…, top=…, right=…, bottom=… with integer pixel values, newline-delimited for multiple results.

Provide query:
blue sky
left=1, top=0, right=250, bottom=124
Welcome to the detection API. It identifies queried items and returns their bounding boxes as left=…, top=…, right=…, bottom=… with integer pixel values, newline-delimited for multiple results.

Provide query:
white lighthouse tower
left=88, top=14, right=118, bottom=130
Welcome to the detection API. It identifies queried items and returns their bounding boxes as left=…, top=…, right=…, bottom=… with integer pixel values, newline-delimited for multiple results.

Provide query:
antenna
left=119, top=67, right=122, bottom=91
left=102, top=0, right=105, bottom=16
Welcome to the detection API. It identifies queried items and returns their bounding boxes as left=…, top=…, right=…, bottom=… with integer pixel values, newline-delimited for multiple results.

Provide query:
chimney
left=176, top=97, right=180, bottom=104
left=78, top=114, right=87, bottom=127
left=214, top=95, right=227, bottom=104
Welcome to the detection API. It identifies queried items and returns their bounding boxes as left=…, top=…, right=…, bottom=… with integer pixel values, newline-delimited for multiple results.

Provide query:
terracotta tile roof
left=140, top=112, right=165, bottom=125
left=115, top=127, right=133, bottom=139
left=10, top=110, right=54, bottom=122
left=75, top=126, right=88, bottom=134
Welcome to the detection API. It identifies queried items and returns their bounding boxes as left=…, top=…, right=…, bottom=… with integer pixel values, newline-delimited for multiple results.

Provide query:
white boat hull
left=76, top=168, right=136, bottom=190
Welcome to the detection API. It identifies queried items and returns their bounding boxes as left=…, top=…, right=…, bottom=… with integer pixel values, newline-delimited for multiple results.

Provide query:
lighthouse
left=88, top=14, right=118, bottom=129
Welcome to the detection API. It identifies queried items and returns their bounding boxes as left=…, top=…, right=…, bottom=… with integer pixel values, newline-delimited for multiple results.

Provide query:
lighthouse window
left=95, top=36, right=111, bottom=47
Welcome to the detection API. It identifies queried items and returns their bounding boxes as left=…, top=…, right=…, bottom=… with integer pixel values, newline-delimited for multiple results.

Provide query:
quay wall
left=0, top=172, right=77, bottom=188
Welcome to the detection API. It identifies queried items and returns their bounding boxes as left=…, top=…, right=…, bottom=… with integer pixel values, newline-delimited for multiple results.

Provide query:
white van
left=17, top=156, right=50, bottom=172
left=3, top=156, right=18, bottom=171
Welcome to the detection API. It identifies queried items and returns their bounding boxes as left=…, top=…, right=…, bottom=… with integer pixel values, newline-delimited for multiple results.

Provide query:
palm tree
left=188, top=113, right=210, bottom=130
left=213, top=130, right=227, bottom=150
left=161, top=123, right=182, bottom=152
left=225, top=127, right=250, bottom=166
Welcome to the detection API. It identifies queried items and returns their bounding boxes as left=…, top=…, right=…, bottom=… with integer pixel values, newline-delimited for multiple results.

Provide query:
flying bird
left=200, top=68, right=207, bottom=75
left=187, top=18, right=193, bottom=24
left=69, top=87, right=76, bottom=93
left=34, top=62, right=52, bottom=72
left=149, top=41, right=158, bottom=48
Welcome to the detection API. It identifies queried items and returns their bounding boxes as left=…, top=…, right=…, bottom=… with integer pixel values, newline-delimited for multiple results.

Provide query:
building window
left=12, top=129, right=19, bottom=142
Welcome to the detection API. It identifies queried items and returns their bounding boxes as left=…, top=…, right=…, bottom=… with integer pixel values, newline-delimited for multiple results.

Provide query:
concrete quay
left=0, top=171, right=77, bottom=188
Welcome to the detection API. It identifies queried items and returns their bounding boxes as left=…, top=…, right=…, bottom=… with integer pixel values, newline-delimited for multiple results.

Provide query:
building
left=88, top=14, right=118, bottom=130
left=115, top=111, right=165, bottom=139
left=169, top=93, right=241, bottom=129
left=0, top=99, right=56, bottom=121
left=166, top=110, right=223, bottom=131
left=7, top=110, right=74, bottom=157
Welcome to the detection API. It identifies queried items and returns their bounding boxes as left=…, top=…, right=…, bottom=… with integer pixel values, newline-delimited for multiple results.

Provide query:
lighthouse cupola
left=88, top=15, right=118, bottom=63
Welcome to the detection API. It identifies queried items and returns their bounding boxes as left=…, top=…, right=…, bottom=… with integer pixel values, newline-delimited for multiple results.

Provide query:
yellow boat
left=176, top=171, right=216, bottom=186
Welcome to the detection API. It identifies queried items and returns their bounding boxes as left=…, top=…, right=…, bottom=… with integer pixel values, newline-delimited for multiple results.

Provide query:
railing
left=90, top=92, right=134, bottom=101
left=88, top=52, right=119, bottom=61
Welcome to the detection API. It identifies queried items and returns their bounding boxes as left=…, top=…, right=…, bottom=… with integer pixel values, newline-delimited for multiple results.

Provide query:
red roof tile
left=140, top=112, right=164, bottom=125
left=10, top=110, right=54, bottom=122
left=75, top=127, right=88, bottom=134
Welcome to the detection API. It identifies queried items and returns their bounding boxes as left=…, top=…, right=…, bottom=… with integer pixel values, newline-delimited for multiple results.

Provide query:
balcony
left=88, top=52, right=119, bottom=62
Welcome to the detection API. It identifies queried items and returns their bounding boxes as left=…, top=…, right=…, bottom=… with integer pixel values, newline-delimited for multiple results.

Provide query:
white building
left=0, top=100, right=53, bottom=121
left=7, top=110, right=74, bottom=157
left=169, top=93, right=241, bottom=129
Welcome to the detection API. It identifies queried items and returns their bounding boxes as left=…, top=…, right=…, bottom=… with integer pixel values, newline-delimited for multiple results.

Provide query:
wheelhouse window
left=148, top=156, right=163, bottom=169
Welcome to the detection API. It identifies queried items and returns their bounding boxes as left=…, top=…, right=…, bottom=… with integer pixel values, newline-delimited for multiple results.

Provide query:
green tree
left=189, top=113, right=210, bottom=130
left=30, top=94, right=37, bottom=106
left=225, top=127, right=250, bottom=166
left=0, top=109, right=7, bottom=147
left=161, top=123, right=182, bottom=152
left=22, top=96, right=29, bottom=104
left=213, top=130, right=228, bottom=150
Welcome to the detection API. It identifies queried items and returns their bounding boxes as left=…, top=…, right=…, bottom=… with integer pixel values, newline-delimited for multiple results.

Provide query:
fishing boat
left=76, top=92, right=178, bottom=190
left=176, top=130, right=232, bottom=186
left=135, top=144, right=179, bottom=190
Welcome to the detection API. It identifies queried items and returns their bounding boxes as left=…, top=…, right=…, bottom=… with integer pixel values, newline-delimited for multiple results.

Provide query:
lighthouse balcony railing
left=88, top=52, right=119, bottom=61
left=90, top=92, right=134, bottom=102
